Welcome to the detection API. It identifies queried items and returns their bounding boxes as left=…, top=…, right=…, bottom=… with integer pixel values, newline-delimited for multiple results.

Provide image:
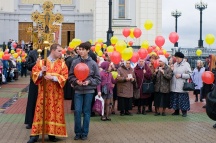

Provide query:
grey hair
left=197, top=60, right=204, bottom=67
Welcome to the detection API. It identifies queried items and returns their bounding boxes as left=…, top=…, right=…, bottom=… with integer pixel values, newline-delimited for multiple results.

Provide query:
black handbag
left=142, top=80, right=154, bottom=94
left=183, top=75, right=195, bottom=91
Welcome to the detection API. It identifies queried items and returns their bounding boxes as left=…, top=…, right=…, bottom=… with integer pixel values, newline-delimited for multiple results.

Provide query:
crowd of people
left=1, top=39, right=214, bottom=142
left=0, top=39, right=30, bottom=88
left=20, top=41, right=215, bottom=143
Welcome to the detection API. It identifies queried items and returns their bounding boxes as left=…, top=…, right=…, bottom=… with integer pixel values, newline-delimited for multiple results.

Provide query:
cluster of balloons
left=68, top=38, right=82, bottom=51
left=0, top=48, right=27, bottom=62
left=121, top=20, right=153, bottom=39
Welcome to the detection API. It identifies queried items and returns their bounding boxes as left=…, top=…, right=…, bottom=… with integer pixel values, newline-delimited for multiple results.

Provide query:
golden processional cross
left=31, top=1, right=64, bottom=48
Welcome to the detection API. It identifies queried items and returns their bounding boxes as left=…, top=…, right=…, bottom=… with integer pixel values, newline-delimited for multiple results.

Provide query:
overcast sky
left=162, top=0, right=216, bottom=50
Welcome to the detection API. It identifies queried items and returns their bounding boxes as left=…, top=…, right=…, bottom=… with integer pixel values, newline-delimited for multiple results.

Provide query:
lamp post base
left=106, top=30, right=114, bottom=46
left=198, top=40, right=203, bottom=48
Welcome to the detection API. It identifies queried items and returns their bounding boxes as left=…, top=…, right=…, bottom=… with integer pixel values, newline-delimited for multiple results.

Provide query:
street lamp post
left=171, top=10, right=181, bottom=47
left=106, top=0, right=114, bottom=46
left=195, top=0, right=207, bottom=48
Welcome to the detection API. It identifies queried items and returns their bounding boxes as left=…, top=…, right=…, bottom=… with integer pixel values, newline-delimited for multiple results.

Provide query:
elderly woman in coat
left=154, top=55, right=173, bottom=116
left=191, top=60, right=205, bottom=102
left=134, top=58, right=152, bottom=115
left=117, top=60, right=136, bottom=116
left=170, top=52, right=192, bottom=117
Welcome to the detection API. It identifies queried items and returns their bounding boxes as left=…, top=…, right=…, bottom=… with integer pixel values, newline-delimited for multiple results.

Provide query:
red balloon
left=130, top=52, right=139, bottom=63
left=74, top=63, right=90, bottom=81
left=153, top=60, right=160, bottom=69
left=110, top=51, right=121, bottom=64
left=62, top=49, right=66, bottom=54
left=138, top=49, right=148, bottom=59
left=133, top=28, right=142, bottom=38
left=122, top=28, right=130, bottom=38
left=157, top=50, right=164, bottom=55
left=91, top=46, right=95, bottom=52
left=165, top=53, right=170, bottom=58
left=2, top=54, right=10, bottom=60
left=169, top=32, right=179, bottom=44
left=21, top=51, right=26, bottom=57
left=128, top=41, right=133, bottom=46
left=147, top=46, right=153, bottom=53
left=13, top=43, right=17, bottom=48
left=202, top=71, right=215, bottom=84
left=155, top=36, right=165, bottom=47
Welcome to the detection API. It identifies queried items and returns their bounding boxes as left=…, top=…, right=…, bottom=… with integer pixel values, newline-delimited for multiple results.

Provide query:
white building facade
left=0, top=0, right=162, bottom=47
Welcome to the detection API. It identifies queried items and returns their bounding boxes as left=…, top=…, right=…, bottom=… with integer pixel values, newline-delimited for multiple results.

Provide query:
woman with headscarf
left=97, top=61, right=116, bottom=121
left=117, top=60, right=136, bottom=116
left=170, top=52, right=192, bottom=117
left=134, top=58, right=152, bottom=115
left=191, top=60, right=205, bottom=102
left=153, top=55, right=173, bottom=116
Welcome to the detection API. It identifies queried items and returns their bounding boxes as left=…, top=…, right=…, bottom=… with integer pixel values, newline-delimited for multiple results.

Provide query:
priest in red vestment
left=27, top=44, right=68, bottom=143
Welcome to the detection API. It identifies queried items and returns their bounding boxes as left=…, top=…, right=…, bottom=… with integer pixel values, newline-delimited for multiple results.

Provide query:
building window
left=119, top=0, right=125, bottom=18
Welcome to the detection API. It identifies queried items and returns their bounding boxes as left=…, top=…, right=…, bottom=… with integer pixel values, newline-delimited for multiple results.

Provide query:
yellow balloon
left=115, top=40, right=127, bottom=53
left=144, top=20, right=153, bottom=30
left=196, top=49, right=202, bottom=56
left=95, top=44, right=101, bottom=52
left=0, top=51, right=4, bottom=58
left=129, top=28, right=134, bottom=38
left=111, top=71, right=118, bottom=79
left=107, top=46, right=114, bottom=52
left=89, top=39, right=93, bottom=44
left=13, top=53, right=18, bottom=59
left=150, top=52, right=157, bottom=56
left=205, top=34, right=215, bottom=45
left=103, top=44, right=107, bottom=49
left=11, top=50, right=15, bottom=54
left=97, top=38, right=103, bottom=43
left=128, top=47, right=133, bottom=52
left=96, top=50, right=103, bottom=57
left=121, top=48, right=133, bottom=61
left=163, top=49, right=167, bottom=54
left=110, top=36, right=118, bottom=45
left=141, top=41, right=149, bottom=49
left=156, top=46, right=160, bottom=51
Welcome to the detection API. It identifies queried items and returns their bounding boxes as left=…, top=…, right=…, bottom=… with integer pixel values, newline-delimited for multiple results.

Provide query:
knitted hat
left=159, top=55, right=168, bottom=65
left=100, top=61, right=110, bottom=71
left=174, top=52, right=184, bottom=58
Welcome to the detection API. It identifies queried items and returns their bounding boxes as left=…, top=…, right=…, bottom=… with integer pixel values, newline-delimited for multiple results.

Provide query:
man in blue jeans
left=69, top=42, right=101, bottom=140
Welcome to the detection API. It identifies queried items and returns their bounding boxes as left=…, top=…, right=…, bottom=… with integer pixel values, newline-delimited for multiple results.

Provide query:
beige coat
left=117, top=66, right=136, bottom=98
left=170, top=60, right=192, bottom=93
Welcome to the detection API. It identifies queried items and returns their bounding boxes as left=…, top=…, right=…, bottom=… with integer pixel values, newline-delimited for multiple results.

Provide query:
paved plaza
left=0, top=76, right=216, bottom=143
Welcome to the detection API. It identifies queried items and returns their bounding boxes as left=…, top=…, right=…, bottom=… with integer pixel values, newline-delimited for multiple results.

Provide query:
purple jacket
left=97, top=70, right=116, bottom=94
left=134, top=63, right=152, bottom=98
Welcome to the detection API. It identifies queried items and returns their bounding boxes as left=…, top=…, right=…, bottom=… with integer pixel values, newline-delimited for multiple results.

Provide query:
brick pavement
left=0, top=76, right=216, bottom=143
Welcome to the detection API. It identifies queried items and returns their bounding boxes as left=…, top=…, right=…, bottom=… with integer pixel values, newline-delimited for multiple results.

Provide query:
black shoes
left=172, top=110, right=180, bottom=115
left=26, top=124, right=32, bottom=129
left=213, top=124, right=216, bottom=128
left=74, top=135, right=87, bottom=140
left=162, top=112, right=166, bottom=116
left=154, top=112, right=160, bottom=116
left=27, top=136, right=38, bottom=143
left=142, top=110, right=147, bottom=115
left=48, top=135, right=57, bottom=142
left=74, top=135, right=81, bottom=140
left=125, top=111, right=133, bottom=116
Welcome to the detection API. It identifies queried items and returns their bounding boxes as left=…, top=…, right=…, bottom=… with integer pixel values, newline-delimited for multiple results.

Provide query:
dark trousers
left=118, top=97, right=132, bottom=111
left=21, top=67, right=27, bottom=77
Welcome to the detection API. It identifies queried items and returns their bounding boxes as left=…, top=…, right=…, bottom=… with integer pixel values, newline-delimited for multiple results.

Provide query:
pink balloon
left=169, top=32, right=179, bottom=44
left=133, top=28, right=142, bottom=38
left=122, top=28, right=130, bottom=38
left=155, top=36, right=165, bottom=47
